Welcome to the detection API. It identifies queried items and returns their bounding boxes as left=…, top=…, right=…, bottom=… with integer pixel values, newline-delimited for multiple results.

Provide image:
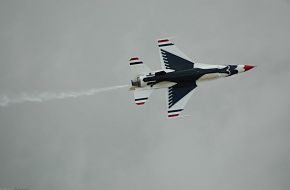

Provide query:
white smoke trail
left=0, top=84, right=128, bottom=107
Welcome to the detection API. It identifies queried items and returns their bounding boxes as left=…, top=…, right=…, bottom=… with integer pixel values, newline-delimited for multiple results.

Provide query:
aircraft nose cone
left=244, top=65, right=255, bottom=71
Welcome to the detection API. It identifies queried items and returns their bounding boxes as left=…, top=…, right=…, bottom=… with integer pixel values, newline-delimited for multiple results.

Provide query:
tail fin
left=133, top=88, right=153, bottom=106
left=129, top=57, right=151, bottom=77
left=129, top=57, right=153, bottom=105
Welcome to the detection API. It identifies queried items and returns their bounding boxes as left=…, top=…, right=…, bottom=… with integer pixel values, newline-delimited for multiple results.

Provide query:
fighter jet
left=129, top=38, right=255, bottom=118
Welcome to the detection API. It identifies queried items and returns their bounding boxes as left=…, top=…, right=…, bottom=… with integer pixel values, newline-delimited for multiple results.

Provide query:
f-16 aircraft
left=129, top=38, right=255, bottom=118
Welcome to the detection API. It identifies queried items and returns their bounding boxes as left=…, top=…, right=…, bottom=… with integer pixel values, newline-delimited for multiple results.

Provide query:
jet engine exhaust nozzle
left=131, top=77, right=142, bottom=87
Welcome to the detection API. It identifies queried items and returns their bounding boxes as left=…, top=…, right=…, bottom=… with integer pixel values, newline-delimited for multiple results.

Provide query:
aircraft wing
left=158, top=39, right=194, bottom=71
left=167, top=82, right=197, bottom=118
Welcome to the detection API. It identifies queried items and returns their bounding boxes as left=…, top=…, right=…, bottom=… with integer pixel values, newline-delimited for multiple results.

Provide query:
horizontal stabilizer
left=129, top=57, right=151, bottom=77
left=133, top=88, right=153, bottom=106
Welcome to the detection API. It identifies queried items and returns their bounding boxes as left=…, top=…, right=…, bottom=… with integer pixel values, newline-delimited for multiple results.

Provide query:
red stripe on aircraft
left=130, top=57, right=139, bottom=61
left=136, top=102, right=145, bottom=105
left=244, top=65, right=255, bottom=71
left=158, top=39, right=169, bottom=43
left=168, top=114, right=179, bottom=118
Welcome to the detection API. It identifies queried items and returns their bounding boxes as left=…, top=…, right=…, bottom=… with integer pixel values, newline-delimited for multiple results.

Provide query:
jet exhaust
left=0, top=84, right=128, bottom=107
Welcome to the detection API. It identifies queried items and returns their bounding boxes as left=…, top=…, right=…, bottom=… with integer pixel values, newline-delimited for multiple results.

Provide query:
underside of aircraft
left=129, top=39, right=255, bottom=118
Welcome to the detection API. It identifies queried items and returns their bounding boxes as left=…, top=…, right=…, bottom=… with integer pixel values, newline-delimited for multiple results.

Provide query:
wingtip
left=157, top=36, right=176, bottom=42
left=168, top=114, right=179, bottom=118
left=158, top=39, right=170, bottom=43
left=130, top=57, right=139, bottom=61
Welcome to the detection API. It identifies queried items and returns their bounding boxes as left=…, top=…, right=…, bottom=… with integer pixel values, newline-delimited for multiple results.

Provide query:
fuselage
left=131, top=64, right=253, bottom=89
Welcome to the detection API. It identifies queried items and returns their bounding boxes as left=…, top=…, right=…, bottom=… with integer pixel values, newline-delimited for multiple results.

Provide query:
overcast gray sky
left=0, top=0, right=290, bottom=189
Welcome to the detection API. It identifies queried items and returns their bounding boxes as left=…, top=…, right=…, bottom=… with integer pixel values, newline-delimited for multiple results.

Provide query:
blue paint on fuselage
left=144, top=65, right=239, bottom=84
